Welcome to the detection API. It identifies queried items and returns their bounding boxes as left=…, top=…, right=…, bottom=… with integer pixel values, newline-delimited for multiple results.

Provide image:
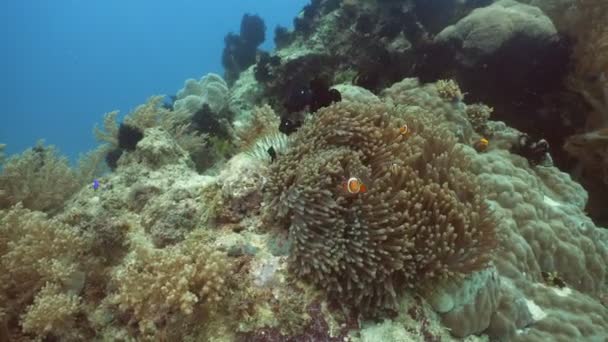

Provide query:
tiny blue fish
left=92, top=179, right=100, bottom=190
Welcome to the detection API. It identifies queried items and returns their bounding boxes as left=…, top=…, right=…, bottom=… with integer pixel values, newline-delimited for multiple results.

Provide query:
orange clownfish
left=399, top=124, right=413, bottom=138
left=342, top=177, right=367, bottom=194
left=474, top=137, right=489, bottom=152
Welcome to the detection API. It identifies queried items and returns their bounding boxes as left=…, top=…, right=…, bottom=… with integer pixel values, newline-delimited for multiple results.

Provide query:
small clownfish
left=342, top=177, right=367, bottom=194
left=474, top=137, right=489, bottom=152
left=399, top=124, right=413, bottom=138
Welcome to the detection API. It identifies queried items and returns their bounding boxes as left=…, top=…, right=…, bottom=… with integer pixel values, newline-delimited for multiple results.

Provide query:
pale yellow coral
left=436, top=79, right=464, bottom=102
left=0, top=142, right=80, bottom=212
left=110, top=230, right=227, bottom=335
left=0, top=205, right=89, bottom=299
left=21, top=283, right=81, bottom=338
left=0, top=205, right=89, bottom=340
left=466, top=103, right=493, bottom=134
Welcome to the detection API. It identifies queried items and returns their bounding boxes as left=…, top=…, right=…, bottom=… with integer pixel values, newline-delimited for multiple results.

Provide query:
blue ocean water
left=1, top=0, right=308, bottom=162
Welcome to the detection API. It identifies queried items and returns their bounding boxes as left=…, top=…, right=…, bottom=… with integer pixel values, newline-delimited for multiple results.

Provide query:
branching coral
left=264, top=101, right=496, bottom=315
left=0, top=205, right=89, bottom=295
left=436, top=79, right=464, bottom=102
left=110, top=231, right=228, bottom=336
left=0, top=205, right=89, bottom=338
left=466, top=103, right=493, bottom=135
left=20, top=283, right=82, bottom=339
left=0, top=142, right=81, bottom=212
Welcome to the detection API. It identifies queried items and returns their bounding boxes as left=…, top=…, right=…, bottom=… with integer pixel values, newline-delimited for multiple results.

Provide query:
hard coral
left=465, top=103, right=493, bottom=134
left=436, top=79, right=463, bottom=102
left=469, top=146, right=608, bottom=340
left=265, top=101, right=496, bottom=316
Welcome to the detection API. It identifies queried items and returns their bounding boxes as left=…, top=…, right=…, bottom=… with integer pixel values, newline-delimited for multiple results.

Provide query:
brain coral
left=265, top=101, right=496, bottom=315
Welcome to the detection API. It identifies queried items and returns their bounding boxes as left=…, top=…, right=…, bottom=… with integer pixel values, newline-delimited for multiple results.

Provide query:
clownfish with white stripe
left=340, top=176, right=367, bottom=194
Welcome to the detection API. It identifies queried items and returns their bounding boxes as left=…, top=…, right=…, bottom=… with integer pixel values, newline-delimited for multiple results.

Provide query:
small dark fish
left=541, top=271, right=566, bottom=288
left=92, top=179, right=100, bottom=190
left=267, top=146, right=277, bottom=163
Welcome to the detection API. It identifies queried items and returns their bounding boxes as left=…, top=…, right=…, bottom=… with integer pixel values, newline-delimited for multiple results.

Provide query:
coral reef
left=2, top=0, right=608, bottom=340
